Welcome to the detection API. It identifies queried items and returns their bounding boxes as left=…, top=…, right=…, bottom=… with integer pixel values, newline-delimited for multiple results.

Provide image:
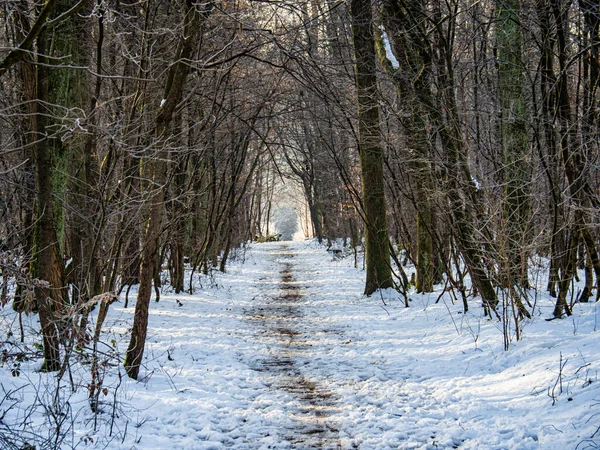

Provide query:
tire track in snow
left=246, top=244, right=342, bottom=449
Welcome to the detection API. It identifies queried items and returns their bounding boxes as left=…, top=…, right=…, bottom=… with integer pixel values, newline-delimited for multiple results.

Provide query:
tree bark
left=378, top=0, right=435, bottom=293
left=496, top=0, right=532, bottom=289
left=32, top=26, right=62, bottom=372
left=124, top=0, right=212, bottom=379
left=350, top=0, right=393, bottom=295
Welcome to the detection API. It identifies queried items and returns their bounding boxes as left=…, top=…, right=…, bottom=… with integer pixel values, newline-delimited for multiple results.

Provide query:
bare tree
left=125, top=0, right=214, bottom=380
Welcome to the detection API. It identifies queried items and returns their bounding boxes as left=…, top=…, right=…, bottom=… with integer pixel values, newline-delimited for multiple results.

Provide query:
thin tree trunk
left=125, top=1, right=212, bottom=379
left=169, top=154, right=188, bottom=293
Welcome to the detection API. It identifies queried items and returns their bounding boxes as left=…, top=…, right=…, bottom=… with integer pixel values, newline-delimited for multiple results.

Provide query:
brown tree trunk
left=169, top=154, right=188, bottom=293
left=350, top=0, right=393, bottom=295
left=32, top=28, right=63, bottom=372
left=68, top=5, right=104, bottom=343
left=550, top=0, right=600, bottom=314
left=125, top=1, right=212, bottom=379
left=12, top=0, right=38, bottom=313
left=536, top=1, right=563, bottom=298
left=378, top=0, right=435, bottom=293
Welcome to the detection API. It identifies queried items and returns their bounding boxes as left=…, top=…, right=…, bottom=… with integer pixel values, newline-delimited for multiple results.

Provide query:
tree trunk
left=552, top=225, right=576, bottom=317
left=67, top=4, right=104, bottom=343
left=125, top=0, right=212, bottom=379
left=350, top=0, right=393, bottom=295
left=380, top=0, right=496, bottom=304
left=12, top=0, right=39, bottom=313
left=550, top=0, right=600, bottom=314
left=377, top=1, right=435, bottom=293
left=536, top=1, right=563, bottom=298
left=431, top=4, right=499, bottom=311
left=169, top=154, right=188, bottom=293
left=496, top=0, right=532, bottom=289
left=32, top=27, right=62, bottom=372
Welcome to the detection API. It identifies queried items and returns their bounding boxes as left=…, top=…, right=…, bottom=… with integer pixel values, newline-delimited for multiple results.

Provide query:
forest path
left=13, top=240, right=588, bottom=449
left=245, top=243, right=344, bottom=449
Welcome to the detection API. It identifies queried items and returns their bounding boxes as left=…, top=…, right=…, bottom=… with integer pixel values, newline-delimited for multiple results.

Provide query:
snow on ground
left=1, top=240, right=600, bottom=449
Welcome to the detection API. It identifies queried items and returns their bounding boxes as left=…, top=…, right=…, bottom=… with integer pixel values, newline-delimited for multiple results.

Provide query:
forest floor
left=1, top=240, right=600, bottom=449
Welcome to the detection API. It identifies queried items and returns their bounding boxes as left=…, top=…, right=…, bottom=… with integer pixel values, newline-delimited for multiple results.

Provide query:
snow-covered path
left=2, top=240, right=600, bottom=449
left=245, top=244, right=342, bottom=448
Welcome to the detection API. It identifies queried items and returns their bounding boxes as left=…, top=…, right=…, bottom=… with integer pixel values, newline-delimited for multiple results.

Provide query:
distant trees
left=274, top=206, right=299, bottom=241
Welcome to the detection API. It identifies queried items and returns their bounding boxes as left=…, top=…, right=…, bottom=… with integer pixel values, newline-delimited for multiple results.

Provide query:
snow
left=1, top=240, right=600, bottom=449
left=471, top=175, right=482, bottom=191
left=380, top=27, right=399, bottom=70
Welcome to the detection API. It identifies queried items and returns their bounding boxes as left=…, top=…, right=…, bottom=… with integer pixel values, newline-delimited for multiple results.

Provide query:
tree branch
left=0, top=0, right=59, bottom=78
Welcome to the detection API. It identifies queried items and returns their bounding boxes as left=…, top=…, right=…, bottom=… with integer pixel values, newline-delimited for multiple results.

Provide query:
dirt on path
left=245, top=245, right=343, bottom=449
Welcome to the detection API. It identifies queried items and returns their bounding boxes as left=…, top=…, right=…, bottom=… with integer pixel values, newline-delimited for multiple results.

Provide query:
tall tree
left=378, top=0, right=436, bottom=293
left=547, top=0, right=600, bottom=316
left=124, top=0, right=214, bottom=379
left=32, top=16, right=64, bottom=372
left=350, top=0, right=393, bottom=295
left=496, top=0, right=532, bottom=289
